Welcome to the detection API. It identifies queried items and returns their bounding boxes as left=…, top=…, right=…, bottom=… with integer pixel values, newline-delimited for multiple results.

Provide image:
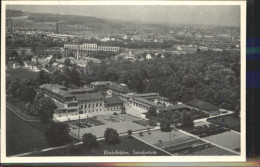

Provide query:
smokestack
left=10, top=19, right=13, bottom=34
left=56, top=23, right=58, bottom=34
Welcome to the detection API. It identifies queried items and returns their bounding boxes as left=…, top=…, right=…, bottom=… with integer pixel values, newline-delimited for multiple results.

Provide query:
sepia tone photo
left=1, top=0, right=246, bottom=163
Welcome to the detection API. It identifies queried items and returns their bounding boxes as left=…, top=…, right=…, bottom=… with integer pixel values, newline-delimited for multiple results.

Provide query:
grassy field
left=6, top=108, right=50, bottom=156
left=203, top=131, right=240, bottom=151
left=6, top=67, right=39, bottom=82
left=207, top=115, right=240, bottom=132
left=29, top=136, right=169, bottom=156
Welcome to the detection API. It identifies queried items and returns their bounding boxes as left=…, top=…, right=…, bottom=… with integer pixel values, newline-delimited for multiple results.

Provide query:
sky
left=7, top=5, right=240, bottom=27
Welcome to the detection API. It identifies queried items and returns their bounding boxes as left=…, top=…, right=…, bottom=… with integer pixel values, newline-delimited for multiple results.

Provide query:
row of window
left=80, top=103, right=103, bottom=109
left=107, top=107, right=121, bottom=111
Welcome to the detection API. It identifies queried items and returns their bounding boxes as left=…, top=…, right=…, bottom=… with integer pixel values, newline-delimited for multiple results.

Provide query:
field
left=6, top=67, right=39, bottom=82
left=203, top=131, right=240, bottom=151
left=207, top=115, right=240, bottom=132
left=6, top=108, right=50, bottom=156
left=29, top=136, right=168, bottom=156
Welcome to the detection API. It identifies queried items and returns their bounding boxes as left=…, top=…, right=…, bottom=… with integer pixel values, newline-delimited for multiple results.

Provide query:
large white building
left=38, top=84, right=123, bottom=122
left=64, top=43, right=120, bottom=55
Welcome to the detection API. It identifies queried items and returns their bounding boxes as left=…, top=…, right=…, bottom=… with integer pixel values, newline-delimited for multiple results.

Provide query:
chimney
left=10, top=19, right=13, bottom=34
left=56, top=23, right=58, bottom=34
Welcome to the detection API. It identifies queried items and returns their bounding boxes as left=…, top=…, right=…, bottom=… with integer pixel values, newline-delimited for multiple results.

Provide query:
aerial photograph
left=4, top=4, right=242, bottom=158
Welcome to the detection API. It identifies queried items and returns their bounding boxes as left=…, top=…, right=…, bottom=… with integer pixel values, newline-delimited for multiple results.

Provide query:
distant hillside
left=5, top=9, right=174, bottom=31
left=6, top=9, right=24, bottom=17
left=27, top=13, right=108, bottom=24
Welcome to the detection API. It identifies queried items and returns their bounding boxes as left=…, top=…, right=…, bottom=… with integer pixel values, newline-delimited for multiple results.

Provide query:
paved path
left=193, top=111, right=234, bottom=123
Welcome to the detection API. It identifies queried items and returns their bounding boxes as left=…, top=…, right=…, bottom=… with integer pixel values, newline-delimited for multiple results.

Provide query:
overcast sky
left=7, top=5, right=240, bottom=27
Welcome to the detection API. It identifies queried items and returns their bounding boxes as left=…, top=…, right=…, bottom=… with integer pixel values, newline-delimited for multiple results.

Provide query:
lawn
left=203, top=131, right=240, bottom=151
left=207, top=115, right=240, bottom=132
left=6, top=67, right=39, bottom=82
left=29, top=136, right=169, bottom=156
left=6, top=108, right=50, bottom=156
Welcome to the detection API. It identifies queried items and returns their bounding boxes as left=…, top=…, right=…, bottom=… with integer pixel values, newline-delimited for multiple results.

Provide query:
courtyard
left=68, top=114, right=148, bottom=139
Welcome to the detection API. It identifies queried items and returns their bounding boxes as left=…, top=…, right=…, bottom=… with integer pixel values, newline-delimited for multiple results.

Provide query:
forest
left=7, top=49, right=240, bottom=113
left=84, top=50, right=240, bottom=111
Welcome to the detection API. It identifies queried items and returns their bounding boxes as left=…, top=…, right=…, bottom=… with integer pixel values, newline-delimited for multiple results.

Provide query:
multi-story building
left=38, top=84, right=124, bottom=122
left=64, top=43, right=120, bottom=55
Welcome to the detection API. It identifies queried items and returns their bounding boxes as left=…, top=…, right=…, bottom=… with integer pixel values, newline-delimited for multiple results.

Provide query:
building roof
left=67, top=88, right=96, bottom=94
left=185, top=99, right=218, bottom=111
left=39, top=84, right=73, bottom=97
left=91, top=81, right=112, bottom=86
left=108, top=83, right=131, bottom=94
left=131, top=97, right=164, bottom=108
left=57, top=64, right=65, bottom=69
left=161, top=104, right=190, bottom=112
left=52, top=62, right=59, bottom=67
left=104, top=95, right=123, bottom=104
left=75, top=92, right=104, bottom=101
left=131, top=93, right=158, bottom=98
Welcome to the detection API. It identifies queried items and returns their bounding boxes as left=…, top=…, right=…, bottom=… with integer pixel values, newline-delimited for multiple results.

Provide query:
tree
left=104, top=128, right=120, bottom=144
left=38, top=97, right=57, bottom=123
left=121, top=105, right=126, bottom=114
left=127, top=130, right=132, bottom=138
left=36, top=70, right=50, bottom=86
left=160, top=119, right=172, bottom=132
left=21, top=86, right=37, bottom=104
left=82, top=133, right=99, bottom=149
left=182, top=111, right=194, bottom=128
left=45, top=122, right=71, bottom=146
left=33, top=91, right=45, bottom=107
left=64, top=58, right=71, bottom=66
left=148, top=106, right=157, bottom=117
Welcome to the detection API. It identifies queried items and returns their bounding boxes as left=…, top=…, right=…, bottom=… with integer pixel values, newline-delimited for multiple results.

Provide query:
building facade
left=38, top=84, right=124, bottom=121
left=64, top=43, right=120, bottom=55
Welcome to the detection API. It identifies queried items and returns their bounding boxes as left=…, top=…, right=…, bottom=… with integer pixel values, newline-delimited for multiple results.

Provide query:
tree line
left=84, top=50, right=240, bottom=111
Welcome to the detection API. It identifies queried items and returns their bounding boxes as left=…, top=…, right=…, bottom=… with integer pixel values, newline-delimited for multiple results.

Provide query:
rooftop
left=131, top=97, right=164, bottom=108
left=108, top=83, right=131, bottom=94
left=39, top=84, right=73, bottom=97
left=75, top=91, right=104, bottom=101
left=104, top=95, right=123, bottom=104
left=185, top=99, right=218, bottom=111
left=67, top=88, right=96, bottom=94
left=91, top=81, right=112, bottom=86
left=160, top=104, right=190, bottom=112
